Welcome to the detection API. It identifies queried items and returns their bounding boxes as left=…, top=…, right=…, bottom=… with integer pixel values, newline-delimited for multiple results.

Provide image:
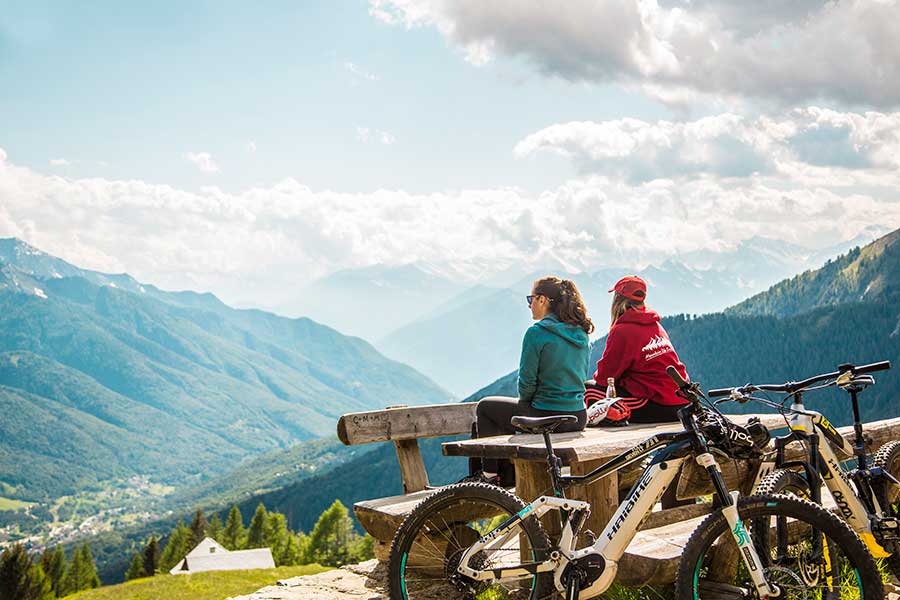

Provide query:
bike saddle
left=510, top=415, right=578, bottom=434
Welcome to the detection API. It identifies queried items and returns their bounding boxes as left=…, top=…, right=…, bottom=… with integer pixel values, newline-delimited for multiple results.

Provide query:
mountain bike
left=708, top=360, right=900, bottom=580
left=387, top=367, right=884, bottom=599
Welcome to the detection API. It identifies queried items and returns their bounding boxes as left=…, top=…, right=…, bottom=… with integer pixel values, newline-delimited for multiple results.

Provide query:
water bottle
left=606, top=377, right=617, bottom=399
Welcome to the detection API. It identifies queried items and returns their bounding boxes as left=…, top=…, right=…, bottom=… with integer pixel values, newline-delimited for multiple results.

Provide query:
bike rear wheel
left=871, top=440, right=900, bottom=580
left=388, top=482, right=554, bottom=600
left=676, top=493, right=883, bottom=599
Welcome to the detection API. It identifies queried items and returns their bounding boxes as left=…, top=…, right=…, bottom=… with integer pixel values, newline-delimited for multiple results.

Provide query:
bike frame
left=455, top=426, right=775, bottom=599
left=752, top=394, right=892, bottom=558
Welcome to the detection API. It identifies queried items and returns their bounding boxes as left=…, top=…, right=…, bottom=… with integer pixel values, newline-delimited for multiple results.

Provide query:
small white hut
left=169, top=537, right=275, bottom=575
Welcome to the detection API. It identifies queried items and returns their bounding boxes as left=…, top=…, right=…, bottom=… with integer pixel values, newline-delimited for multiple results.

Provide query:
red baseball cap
left=609, top=275, right=647, bottom=301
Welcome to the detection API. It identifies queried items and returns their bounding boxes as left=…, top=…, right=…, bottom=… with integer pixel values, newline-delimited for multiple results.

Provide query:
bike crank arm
left=721, top=491, right=779, bottom=598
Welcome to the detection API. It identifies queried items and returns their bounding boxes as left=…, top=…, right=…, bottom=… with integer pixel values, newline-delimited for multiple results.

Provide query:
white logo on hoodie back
left=642, top=335, right=674, bottom=360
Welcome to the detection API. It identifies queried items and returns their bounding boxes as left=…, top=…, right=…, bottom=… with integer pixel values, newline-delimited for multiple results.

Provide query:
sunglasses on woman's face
left=526, top=295, right=536, bottom=307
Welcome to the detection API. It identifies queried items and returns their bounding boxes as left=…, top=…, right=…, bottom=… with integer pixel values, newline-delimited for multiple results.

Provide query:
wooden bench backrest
left=337, top=403, right=477, bottom=445
left=336, top=402, right=477, bottom=494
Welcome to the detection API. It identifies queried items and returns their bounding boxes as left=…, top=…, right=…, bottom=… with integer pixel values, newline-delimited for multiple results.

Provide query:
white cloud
left=246, top=141, right=257, bottom=153
left=369, top=0, right=900, bottom=108
left=515, top=108, right=900, bottom=183
left=183, top=152, right=220, bottom=173
left=344, top=61, right=379, bottom=81
left=49, top=158, right=71, bottom=166
left=357, top=126, right=396, bottom=145
left=0, top=151, right=896, bottom=309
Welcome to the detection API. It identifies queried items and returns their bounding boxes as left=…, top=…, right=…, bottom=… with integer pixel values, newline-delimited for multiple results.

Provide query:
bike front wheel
left=387, top=482, right=554, bottom=600
left=676, top=493, right=883, bottom=599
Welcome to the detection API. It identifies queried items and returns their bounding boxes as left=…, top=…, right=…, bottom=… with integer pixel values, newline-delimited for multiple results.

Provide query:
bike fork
left=721, top=491, right=779, bottom=598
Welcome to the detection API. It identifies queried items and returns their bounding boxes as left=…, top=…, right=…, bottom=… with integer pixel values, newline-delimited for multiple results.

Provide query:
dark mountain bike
left=708, top=360, right=900, bottom=580
left=387, top=367, right=884, bottom=599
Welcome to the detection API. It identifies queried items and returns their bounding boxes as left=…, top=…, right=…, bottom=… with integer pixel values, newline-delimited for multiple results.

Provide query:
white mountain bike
left=387, top=368, right=884, bottom=599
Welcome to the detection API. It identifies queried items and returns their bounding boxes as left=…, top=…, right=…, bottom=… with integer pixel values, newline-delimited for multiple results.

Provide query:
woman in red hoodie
left=591, top=276, right=689, bottom=423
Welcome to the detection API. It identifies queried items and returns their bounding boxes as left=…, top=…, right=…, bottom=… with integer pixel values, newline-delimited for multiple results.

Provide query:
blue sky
left=1, top=0, right=899, bottom=309
left=0, top=0, right=669, bottom=193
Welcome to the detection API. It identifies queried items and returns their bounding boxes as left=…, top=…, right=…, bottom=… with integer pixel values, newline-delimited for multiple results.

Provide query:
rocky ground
left=230, top=560, right=386, bottom=600
left=231, top=559, right=900, bottom=600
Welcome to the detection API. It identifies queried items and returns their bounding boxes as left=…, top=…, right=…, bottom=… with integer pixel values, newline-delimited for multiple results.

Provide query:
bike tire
left=387, top=482, right=554, bottom=600
left=871, top=439, right=900, bottom=580
left=676, top=493, right=884, bottom=599
left=755, top=469, right=812, bottom=499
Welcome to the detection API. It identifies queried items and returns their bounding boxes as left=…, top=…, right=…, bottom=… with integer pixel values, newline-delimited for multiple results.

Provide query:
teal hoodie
left=517, top=313, right=591, bottom=412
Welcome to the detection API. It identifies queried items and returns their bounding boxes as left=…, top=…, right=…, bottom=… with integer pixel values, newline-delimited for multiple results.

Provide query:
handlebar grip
left=707, top=388, right=732, bottom=397
left=666, top=365, right=689, bottom=388
left=854, top=360, right=891, bottom=374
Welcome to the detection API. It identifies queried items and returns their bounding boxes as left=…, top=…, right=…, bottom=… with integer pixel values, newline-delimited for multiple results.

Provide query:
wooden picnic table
left=442, top=415, right=787, bottom=552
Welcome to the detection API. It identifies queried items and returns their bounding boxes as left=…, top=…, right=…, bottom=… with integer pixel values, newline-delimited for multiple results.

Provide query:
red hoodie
left=592, top=307, right=688, bottom=406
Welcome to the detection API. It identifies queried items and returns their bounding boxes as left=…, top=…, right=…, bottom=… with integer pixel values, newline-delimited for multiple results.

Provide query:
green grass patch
left=61, top=564, right=332, bottom=600
left=0, top=496, right=32, bottom=511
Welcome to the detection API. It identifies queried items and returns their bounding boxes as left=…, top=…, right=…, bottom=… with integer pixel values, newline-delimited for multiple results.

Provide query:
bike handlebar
left=666, top=365, right=689, bottom=389
left=707, top=360, right=891, bottom=398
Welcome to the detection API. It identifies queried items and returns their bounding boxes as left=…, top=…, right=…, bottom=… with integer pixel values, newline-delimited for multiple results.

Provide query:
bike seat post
left=849, top=388, right=867, bottom=468
left=542, top=430, right=565, bottom=498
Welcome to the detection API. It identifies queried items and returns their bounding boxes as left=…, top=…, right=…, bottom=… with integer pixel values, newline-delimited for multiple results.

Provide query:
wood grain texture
left=337, top=402, right=477, bottom=445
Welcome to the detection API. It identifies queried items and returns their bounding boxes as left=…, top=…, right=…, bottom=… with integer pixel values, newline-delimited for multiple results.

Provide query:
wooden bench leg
left=393, top=439, right=429, bottom=494
left=570, top=459, right=618, bottom=541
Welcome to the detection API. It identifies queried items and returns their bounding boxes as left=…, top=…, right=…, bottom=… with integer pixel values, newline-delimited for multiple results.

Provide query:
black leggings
left=473, top=396, right=586, bottom=474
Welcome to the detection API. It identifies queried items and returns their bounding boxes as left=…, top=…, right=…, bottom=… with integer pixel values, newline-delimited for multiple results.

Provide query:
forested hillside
left=728, top=228, right=900, bottom=317
left=0, top=239, right=452, bottom=502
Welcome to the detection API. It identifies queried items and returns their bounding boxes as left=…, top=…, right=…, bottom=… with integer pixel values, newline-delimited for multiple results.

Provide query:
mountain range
left=0, top=238, right=452, bottom=501
left=374, top=231, right=887, bottom=395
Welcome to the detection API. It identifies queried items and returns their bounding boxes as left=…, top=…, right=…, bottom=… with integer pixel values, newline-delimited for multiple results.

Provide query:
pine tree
left=38, top=547, right=64, bottom=598
left=207, top=513, right=224, bottom=543
left=60, top=543, right=82, bottom=595
left=222, top=505, right=246, bottom=550
left=264, top=512, right=290, bottom=565
left=79, top=544, right=100, bottom=590
left=142, top=537, right=160, bottom=578
left=297, top=532, right=311, bottom=565
left=188, top=508, right=209, bottom=550
left=0, top=544, right=53, bottom=600
left=159, top=521, right=189, bottom=572
left=307, top=500, right=355, bottom=566
left=124, top=552, right=144, bottom=581
left=246, top=503, right=268, bottom=549
left=280, top=533, right=302, bottom=566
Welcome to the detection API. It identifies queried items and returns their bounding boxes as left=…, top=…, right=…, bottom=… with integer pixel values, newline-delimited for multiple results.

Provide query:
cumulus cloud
left=49, top=158, right=71, bottom=166
left=0, top=150, right=896, bottom=308
left=515, top=108, right=900, bottom=183
left=183, top=152, right=220, bottom=173
left=369, top=0, right=900, bottom=107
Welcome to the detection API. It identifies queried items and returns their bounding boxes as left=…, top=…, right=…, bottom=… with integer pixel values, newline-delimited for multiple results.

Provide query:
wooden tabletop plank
left=441, top=414, right=787, bottom=462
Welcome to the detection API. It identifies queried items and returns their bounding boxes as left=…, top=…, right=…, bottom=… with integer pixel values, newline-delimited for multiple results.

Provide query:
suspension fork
left=700, top=453, right=779, bottom=598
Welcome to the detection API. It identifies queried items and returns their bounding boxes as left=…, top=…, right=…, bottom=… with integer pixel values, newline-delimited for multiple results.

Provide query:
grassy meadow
left=61, top=564, right=331, bottom=600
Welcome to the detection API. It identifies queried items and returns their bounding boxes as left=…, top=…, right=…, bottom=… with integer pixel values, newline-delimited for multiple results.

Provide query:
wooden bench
left=337, top=405, right=900, bottom=585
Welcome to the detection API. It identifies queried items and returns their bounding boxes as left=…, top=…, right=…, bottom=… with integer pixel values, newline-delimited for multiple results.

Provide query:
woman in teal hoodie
left=467, top=276, right=593, bottom=485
